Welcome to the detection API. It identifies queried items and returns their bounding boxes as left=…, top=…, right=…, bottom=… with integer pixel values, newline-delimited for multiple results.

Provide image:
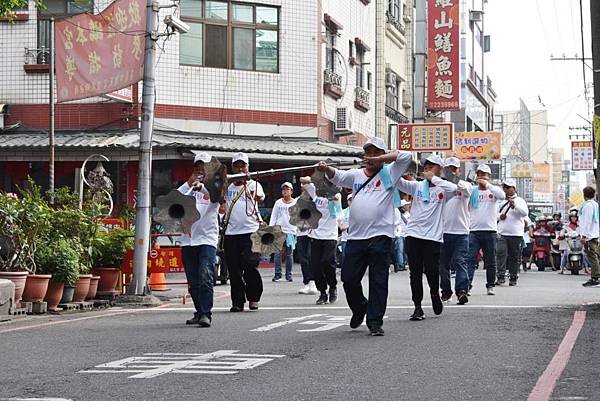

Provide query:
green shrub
left=35, top=237, right=80, bottom=286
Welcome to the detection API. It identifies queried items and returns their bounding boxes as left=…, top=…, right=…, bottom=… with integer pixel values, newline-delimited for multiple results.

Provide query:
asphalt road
left=1, top=268, right=599, bottom=401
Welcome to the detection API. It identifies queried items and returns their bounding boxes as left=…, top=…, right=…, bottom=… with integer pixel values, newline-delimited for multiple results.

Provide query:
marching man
left=319, top=138, right=413, bottom=336
left=223, top=152, right=265, bottom=312
left=269, top=182, right=297, bottom=282
left=177, top=152, right=220, bottom=328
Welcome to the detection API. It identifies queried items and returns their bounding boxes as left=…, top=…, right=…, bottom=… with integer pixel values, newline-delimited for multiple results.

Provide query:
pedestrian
left=296, top=183, right=318, bottom=295
left=270, top=182, right=297, bottom=282
left=579, top=186, right=600, bottom=287
left=495, top=179, right=529, bottom=287
left=223, top=152, right=265, bottom=312
left=338, top=193, right=352, bottom=268
left=319, top=138, right=413, bottom=335
left=398, top=155, right=458, bottom=321
left=391, top=199, right=410, bottom=272
left=439, top=157, right=472, bottom=305
left=300, top=177, right=341, bottom=306
left=521, top=215, right=534, bottom=272
left=467, top=164, right=505, bottom=295
left=177, top=152, right=220, bottom=328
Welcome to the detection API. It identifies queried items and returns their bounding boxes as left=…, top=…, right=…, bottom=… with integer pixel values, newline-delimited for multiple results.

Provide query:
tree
left=0, top=0, right=44, bottom=21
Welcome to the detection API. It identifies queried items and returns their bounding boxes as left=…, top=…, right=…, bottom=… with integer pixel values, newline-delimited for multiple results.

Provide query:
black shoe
left=509, top=279, right=517, bottom=286
left=432, top=294, right=443, bottom=315
left=582, top=278, right=600, bottom=287
left=272, top=276, right=282, bottom=282
left=249, top=302, right=259, bottom=310
left=350, top=307, right=367, bottom=329
left=229, top=305, right=244, bottom=312
left=186, top=316, right=200, bottom=325
left=410, top=306, right=425, bottom=321
left=441, top=291, right=452, bottom=302
left=198, top=315, right=211, bottom=328
left=495, top=278, right=505, bottom=286
left=369, top=325, right=385, bottom=336
left=457, top=291, right=469, bottom=305
left=329, top=288, right=337, bottom=304
left=316, top=293, right=328, bottom=305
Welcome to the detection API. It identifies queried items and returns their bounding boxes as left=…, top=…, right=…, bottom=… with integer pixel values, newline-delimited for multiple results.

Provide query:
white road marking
left=0, top=399, right=74, bottom=401
left=79, top=350, right=284, bottom=378
left=250, top=314, right=325, bottom=332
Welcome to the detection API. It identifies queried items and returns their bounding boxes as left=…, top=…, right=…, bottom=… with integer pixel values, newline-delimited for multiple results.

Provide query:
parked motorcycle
left=531, top=228, right=553, bottom=271
left=566, top=231, right=583, bottom=275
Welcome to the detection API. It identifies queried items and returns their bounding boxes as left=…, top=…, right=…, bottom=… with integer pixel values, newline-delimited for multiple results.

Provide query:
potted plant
left=92, top=228, right=134, bottom=295
left=35, top=237, right=80, bottom=309
left=0, top=183, right=51, bottom=303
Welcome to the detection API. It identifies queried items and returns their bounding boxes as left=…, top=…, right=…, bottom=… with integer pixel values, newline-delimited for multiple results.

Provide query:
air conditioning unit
left=469, top=10, right=483, bottom=22
left=385, top=71, right=397, bottom=88
left=334, top=107, right=350, bottom=131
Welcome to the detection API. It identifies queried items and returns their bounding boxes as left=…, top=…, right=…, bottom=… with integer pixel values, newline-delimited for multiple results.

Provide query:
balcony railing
left=24, top=47, right=49, bottom=65
left=385, top=105, right=409, bottom=124
left=385, top=11, right=405, bottom=35
left=354, top=87, right=370, bottom=112
left=323, top=69, right=343, bottom=99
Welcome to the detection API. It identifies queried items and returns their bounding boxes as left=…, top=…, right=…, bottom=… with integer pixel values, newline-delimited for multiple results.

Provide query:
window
left=180, top=0, right=279, bottom=72
left=388, top=0, right=402, bottom=20
left=325, top=26, right=336, bottom=72
left=386, top=76, right=399, bottom=110
left=356, top=46, right=364, bottom=88
left=37, top=0, right=93, bottom=63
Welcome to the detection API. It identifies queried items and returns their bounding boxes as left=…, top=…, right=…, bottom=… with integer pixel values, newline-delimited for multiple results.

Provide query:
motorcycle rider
left=528, top=215, right=555, bottom=270
left=559, top=209, right=579, bottom=274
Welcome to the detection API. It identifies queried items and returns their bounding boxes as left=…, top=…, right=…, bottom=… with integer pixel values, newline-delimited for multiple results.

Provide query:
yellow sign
left=532, top=163, right=551, bottom=194
left=594, top=114, right=600, bottom=155
left=511, top=162, right=533, bottom=178
left=450, top=131, right=502, bottom=160
left=569, top=191, right=585, bottom=208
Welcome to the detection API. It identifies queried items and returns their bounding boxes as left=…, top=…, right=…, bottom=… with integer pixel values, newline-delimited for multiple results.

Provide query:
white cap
left=445, top=157, right=460, bottom=168
left=363, top=137, right=388, bottom=152
left=503, top=178, right=517, bottom=188
left=281, top=182, right=293, bottom=189
left=347, top=193, right=353, bottom=200
left=476, top=164, right=492, bottom=174
left=232, top=152, right=249, bottom=165
left=424, top=154, right=444, bottom=167
left=400, top=199, right=411, bottom=207
left=193, top=152, right=211, bottom=164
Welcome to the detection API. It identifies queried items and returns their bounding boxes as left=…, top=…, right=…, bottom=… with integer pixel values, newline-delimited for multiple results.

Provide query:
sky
left=485, top=0, right=593, bottom=161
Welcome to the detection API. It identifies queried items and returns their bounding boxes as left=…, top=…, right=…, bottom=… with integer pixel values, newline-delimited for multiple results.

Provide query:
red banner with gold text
left=55, top=0, right=146, bottom=103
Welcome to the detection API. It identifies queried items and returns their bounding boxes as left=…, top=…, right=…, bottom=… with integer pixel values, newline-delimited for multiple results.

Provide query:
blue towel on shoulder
left=380, top=164, right=402, bottom=207
left=470, top=186, right=479, bottom=209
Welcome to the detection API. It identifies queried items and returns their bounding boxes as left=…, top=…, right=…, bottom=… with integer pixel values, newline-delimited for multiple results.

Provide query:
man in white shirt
left=397, top=155, right=458, bottom=321
left=496, top=179, right=529, bottom=287
left=300, top=177, right=341, bottom=306
left=467, top=164, right=506, bottom=295
left=223, top=152, right=265, bottom=312
left=391, top=200, right=410, bottom=272
left=319, top=138, right=413, bottom=336
left=177, top=152, right=220, bottom=328
left=579, top=186, right=600, bottom=287
left=439, top=157, right=472, bottom=305
left=269, top=182, right=297, bottom=282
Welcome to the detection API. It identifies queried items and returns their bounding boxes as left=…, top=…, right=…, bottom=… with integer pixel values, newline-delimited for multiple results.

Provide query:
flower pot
left=92, top=267, right=120, bottom=295
left=72, top=274, right=92, bottom=302
left=86, top=276, right=100, bottom=301
left=60, top=286, right=75, bottom=304
left=0, top=271, right=28, bottom=304
left=22, top=274, right=51, bottom=302
left=44, top=280, right=64, bottom=309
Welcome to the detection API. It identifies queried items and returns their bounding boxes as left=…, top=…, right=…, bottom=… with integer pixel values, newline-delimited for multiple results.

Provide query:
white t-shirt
left=304, top=183, right=340, bottom=241
left=523, top=216, right=534, bottom=244
left=224, top=180, right=265, bottom=236
left=398, top=176, right=458, bottom=243
left=269, top=198, right=298, bottom=235
left=497, top=195, right=529, bottom=237
left=469, top=183, right=506, bottom=232
left=394, top=209, right=403, bottom=238
left=398, top=210, right=410, bottom=237
left=443, top=180, right=473, bottom=235
left=328, top=151, right=414, bottom=240
left=340, top=207, right=350, bottom=242
left=176, top=183, right=219, bottom=247
left=578, top=200, right=600, bottom=239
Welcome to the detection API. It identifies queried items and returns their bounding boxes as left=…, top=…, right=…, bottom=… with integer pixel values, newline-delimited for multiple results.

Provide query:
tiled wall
left=320, top=0, right=376, bottom=138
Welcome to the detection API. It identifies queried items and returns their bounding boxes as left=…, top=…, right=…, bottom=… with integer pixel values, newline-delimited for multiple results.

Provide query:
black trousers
left=296, top=235, right=312, bottom=284
left=224, top=234, right=263, bottom=307
left=406, top=236, right=441, bottom=307
left=310, top=238, right=338, bottom=293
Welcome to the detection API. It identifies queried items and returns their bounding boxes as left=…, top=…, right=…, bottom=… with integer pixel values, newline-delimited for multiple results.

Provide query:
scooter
left=550, top=236, right=561, bottom=271
left=566, top=232, right=584, bottom=275
left=531, top=228, right=553, bottom=271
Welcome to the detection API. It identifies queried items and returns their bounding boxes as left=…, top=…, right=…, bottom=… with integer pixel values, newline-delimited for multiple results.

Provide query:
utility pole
left=49, top=18, right=55, bottom=202
left=590, top=0, right=600, bottom=233
left=128, top=0, right=158, bottom=296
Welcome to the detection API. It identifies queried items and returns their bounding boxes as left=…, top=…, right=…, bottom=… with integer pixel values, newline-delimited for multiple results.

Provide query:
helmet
left=553, top=212, right=562, bottom=218
left=569, top=207, right=578, bottom=216
left=535, top=215, right=546, bottom=223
